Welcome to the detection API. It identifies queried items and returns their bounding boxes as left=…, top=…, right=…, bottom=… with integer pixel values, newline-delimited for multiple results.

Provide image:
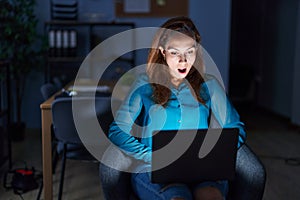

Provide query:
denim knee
left=132, top=172, right=193, bottom=200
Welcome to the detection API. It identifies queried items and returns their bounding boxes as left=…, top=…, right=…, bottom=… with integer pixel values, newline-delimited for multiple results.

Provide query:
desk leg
left=41, top=108, right=53, bottom=200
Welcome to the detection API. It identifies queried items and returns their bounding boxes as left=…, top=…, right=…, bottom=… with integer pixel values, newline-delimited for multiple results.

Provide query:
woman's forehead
left=165, top=34, right=196, bottom=49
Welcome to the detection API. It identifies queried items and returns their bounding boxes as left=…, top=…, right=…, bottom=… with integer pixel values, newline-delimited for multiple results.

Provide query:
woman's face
left=160, top=33, right=197, bottom=86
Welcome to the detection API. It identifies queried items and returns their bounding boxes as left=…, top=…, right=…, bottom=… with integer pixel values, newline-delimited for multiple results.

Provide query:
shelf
left=45, top=20, right=135, bottom=27
left=44, top=21, right=135, bottom=82
left=47, top=56, right=134, bottom=63
left=47, top=56, right=85, bottom=62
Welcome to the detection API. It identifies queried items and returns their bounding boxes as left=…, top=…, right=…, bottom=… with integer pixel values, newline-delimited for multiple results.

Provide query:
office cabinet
left=44, top=21, right=135, bottom=84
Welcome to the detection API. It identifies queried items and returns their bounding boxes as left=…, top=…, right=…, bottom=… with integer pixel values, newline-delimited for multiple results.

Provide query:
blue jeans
left=131, top=172, right=228, bottom=200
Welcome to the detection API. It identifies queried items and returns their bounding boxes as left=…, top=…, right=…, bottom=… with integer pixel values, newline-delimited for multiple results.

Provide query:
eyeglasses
left=164, top=47, right=197, bottom=59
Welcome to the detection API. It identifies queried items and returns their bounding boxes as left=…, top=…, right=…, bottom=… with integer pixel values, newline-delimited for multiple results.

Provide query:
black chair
left=100, top=101, right=266, bottom=200
left=52, top=76, right=63, bottom=90
left=52, top=96, right=117, bottom=200
left=100, top=143, right=266, bottom=200
left=40, top=83, right=57, bottom=100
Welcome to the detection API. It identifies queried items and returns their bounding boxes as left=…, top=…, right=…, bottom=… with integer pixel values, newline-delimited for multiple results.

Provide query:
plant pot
left=9, top=122, right=26, bottom=142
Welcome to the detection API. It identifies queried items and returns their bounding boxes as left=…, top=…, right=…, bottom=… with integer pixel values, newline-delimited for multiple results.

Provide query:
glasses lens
left=166, top=47, right=196, bottom=58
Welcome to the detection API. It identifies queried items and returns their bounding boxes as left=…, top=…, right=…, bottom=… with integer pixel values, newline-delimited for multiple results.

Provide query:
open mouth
left=178, top=68, right=187, bottom=74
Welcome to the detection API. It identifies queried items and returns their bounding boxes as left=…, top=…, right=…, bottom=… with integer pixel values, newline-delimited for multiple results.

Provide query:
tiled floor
left=0, top=129, right=104, bottom=200
left=1, top=104, right=300, bottom=200
left=237, top=103, right=300, bottom=200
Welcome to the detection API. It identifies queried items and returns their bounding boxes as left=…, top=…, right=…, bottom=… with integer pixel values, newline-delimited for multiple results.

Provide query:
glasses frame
left=164, top=46, right=198, bottom=59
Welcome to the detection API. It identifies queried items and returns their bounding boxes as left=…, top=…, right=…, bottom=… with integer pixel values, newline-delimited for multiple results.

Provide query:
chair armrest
left=228, top=144, right=266, bottom=200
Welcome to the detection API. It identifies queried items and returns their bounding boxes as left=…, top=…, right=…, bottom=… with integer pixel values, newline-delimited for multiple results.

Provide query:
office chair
left=100, top=143, right=266, bottom=200
left=100, top=96, right=266, bottom=200
left=52, top=76, right=63, bottom=90
left=40, top=83, right=57, bottom=101
left=52, top=96, right=117, bottom=200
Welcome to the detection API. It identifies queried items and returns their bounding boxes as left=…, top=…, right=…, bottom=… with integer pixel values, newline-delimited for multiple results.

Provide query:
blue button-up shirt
left=108, top=73, right=246, bottom=163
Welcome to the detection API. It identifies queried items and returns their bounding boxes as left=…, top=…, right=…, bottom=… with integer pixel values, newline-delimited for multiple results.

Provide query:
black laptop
left=151, top=128, right=239, bottom=184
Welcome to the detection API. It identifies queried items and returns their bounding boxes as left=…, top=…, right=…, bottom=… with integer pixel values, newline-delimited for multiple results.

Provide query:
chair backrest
left=52, top=76, right=63, bottom=89
left=40, top=83, right=57, bottom=100
left=51, top=96, right=119, bottom=146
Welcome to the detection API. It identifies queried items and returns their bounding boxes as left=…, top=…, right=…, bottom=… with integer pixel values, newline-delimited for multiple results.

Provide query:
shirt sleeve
left=206, top=78, right=246, bottom=148
left=108, top=76, right=152, bottom=163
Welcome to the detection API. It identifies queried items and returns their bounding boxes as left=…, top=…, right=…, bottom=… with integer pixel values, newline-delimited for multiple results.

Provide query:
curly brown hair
left=146, top=16, right=206, bottom=106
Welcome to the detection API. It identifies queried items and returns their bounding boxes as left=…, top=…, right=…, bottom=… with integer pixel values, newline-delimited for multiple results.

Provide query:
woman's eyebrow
left=167, top=45, right=196, bottom=50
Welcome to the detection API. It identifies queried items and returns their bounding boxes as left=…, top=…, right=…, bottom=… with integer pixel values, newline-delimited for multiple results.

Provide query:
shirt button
left=178, top=120, right=181, bottom=123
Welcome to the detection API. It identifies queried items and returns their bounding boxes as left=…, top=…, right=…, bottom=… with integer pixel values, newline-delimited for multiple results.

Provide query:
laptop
left=151, top=128, right=239, bottom=184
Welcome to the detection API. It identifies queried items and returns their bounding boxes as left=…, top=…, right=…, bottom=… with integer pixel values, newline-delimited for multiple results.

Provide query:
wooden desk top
left=40, top=95, right=55, bottom=109
left=40, top=79, right=117, bottom=110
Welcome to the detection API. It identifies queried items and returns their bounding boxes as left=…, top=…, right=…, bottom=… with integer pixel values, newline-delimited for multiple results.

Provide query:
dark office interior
left=1, top=0, right=300, bottom=199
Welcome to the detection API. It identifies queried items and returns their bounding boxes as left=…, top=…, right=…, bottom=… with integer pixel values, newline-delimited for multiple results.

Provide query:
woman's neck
left=171, top=78, right=183, bottom=88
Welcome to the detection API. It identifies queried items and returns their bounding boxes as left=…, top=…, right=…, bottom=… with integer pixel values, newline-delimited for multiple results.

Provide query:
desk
left=40, top=94, right=55, bottom=200
left=40, top=80, right=126, bottom=200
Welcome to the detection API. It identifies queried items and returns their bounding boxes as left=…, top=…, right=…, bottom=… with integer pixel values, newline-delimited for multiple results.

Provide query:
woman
left=107, top=16, right=246, bottom=200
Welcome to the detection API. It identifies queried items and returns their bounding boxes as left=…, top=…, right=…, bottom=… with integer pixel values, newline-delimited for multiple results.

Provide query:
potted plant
left=0, top=0, right=44, bottom=141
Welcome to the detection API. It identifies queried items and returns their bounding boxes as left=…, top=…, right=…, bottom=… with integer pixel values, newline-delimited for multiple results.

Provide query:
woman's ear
left=159, top=46, right=165, bottom=56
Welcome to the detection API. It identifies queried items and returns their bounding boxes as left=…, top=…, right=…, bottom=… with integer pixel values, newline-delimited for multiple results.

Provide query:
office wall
left=230, top=0, right=300, bottom=124
left=257, top=0, right=298, bottom=118
left=291, top=0, right=300, bottom=126
left=24, top=0, right=232, bottom=128
left=189, top=0, right=231, bottom=89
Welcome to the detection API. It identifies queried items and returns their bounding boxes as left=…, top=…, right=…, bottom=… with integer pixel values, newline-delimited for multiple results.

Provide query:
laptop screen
left=151, top=128, right=239, bottom=183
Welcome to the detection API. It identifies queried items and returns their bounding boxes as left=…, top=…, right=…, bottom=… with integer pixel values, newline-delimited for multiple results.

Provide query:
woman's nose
left=179, top=54, right=187, bottom=62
